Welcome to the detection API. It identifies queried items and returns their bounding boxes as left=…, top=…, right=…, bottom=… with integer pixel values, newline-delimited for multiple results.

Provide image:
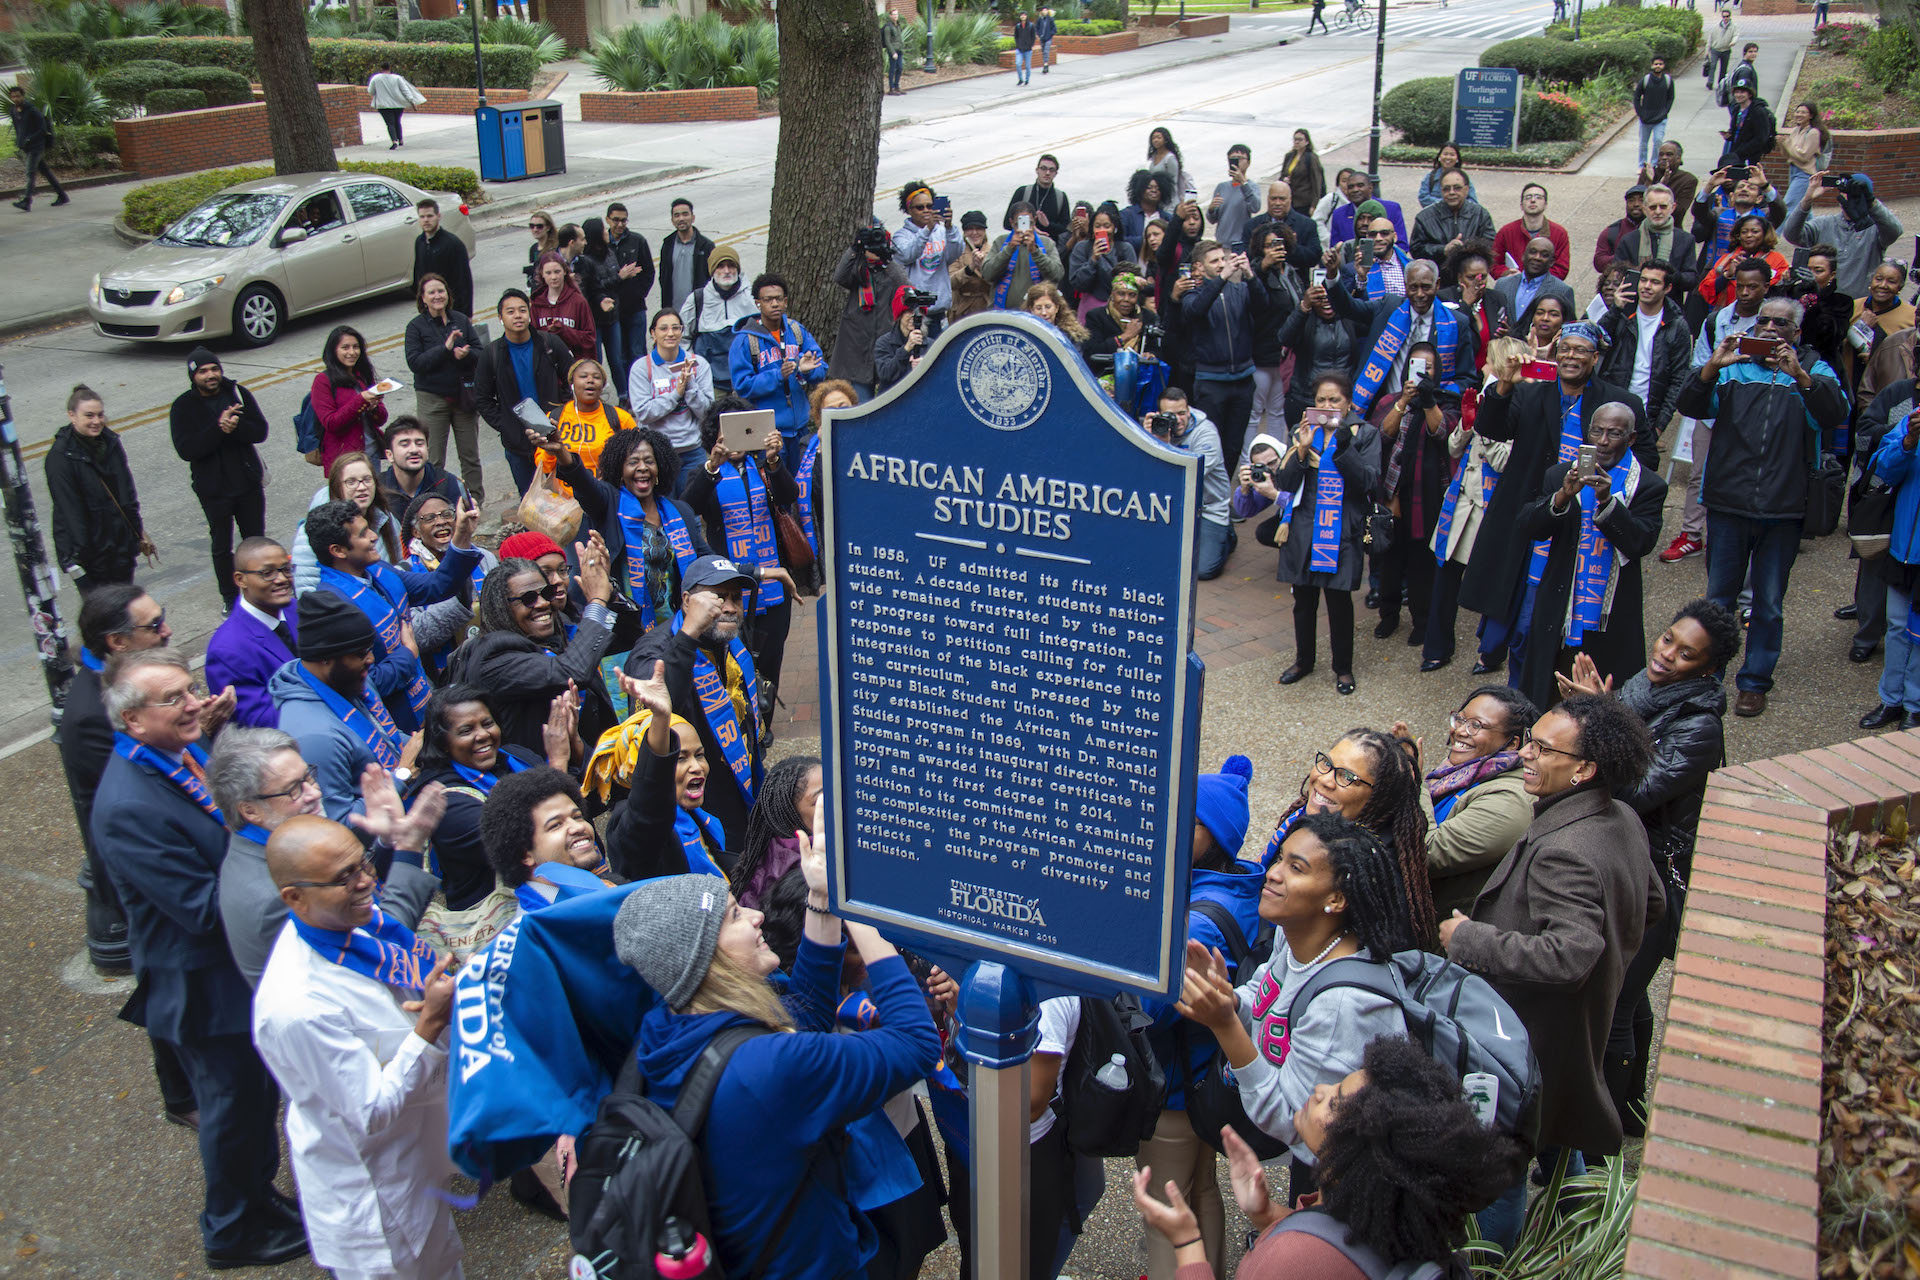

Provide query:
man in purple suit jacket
left=205, top=537, right=298, bottom=728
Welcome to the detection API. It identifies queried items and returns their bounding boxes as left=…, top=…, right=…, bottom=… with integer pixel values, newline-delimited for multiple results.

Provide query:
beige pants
left=1133, top=1108, right=1227, bottom=1280
left=415, top=389, right=485, bottom=507
left=1680, top=418, right=1712, bottom=537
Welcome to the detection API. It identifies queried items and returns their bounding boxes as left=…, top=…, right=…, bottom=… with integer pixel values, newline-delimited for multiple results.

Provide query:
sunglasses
left=511, top=583, right=571, bottom=609
left=529, top=222, right=550, bottom=230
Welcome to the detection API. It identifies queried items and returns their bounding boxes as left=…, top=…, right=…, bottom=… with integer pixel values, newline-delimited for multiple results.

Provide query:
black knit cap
left=187, top=345, right=221, bottom=377
left=296, top=590, right=378, bottom=661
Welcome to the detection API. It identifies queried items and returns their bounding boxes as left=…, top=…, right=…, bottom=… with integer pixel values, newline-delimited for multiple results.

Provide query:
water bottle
left=1093, top=1052, right=1130, bottom=1092
left=654, top=1216, right=717, bottom=1280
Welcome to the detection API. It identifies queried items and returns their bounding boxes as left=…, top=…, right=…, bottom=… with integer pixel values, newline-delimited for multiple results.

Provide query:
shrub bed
left=93, top=35, right=538, bottom=90
left=1380, top=76, right=1452, bottom=147
left=122, top=160, right=484, bottom=237
left=144, top=87, right=207, bottom=113
left=398, top=18, right=473, bottom=43
left=1480, top=34, right=1650, bottom=85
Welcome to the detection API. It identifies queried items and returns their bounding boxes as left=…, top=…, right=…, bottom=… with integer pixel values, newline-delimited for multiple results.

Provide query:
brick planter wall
left=413, top=87, right=531, bottom=114
left=1765, top=128, right=1920, bottom=199
left=578, top=88, right=759, bottom=123
left=113, top=85, right=363, bottom=177
left=1743, top=0, right=1865, bottom=12
left=1623, top=731, right=1920, bottom=1278
left=1176, top=15, right=1229, bottom=36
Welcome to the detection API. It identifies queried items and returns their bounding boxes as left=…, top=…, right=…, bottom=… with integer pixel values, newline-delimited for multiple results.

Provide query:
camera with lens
left=1149, top=411, right=1180, bottom=439
left=901, top=286, right=937, bottom=332
left=1777, top=266, right=1819, bottom=299
left=1249, top=463, right=1270, bottom=483
left=1141, top=321, right=1165, bottom=355
left=1824, top=174, right=1861, bottom=198
left=855, top=225, right=895, bottom=262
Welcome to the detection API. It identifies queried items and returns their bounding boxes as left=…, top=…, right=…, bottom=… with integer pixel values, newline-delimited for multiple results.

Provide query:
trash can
left=474, top=100, right=563, bottom=182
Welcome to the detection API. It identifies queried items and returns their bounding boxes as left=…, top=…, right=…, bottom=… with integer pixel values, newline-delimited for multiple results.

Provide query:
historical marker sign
left=818, top=312, right=1204, bottom=1000
left=1453, top=67, right=1524, bottom=152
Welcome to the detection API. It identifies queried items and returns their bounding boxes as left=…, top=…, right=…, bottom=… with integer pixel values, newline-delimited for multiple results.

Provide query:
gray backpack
left=1261, top=1209, right=1466, bottom=1280
left=1287, top=950, right=1542, bottom=1148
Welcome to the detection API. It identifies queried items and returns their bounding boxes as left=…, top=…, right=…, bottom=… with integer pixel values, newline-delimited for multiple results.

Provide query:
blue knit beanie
left=1193, top=755, right=1254, bottom=856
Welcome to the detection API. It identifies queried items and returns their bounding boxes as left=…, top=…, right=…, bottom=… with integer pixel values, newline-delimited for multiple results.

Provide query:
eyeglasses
left=1447, top=712, right=1506, bottom=736
left=1312, top=750, right=1373, bottom=790
left=283, top=853, right=378, bottom=892
left=252, top=766, right=317, bottom=804
left=760, top=293, right=787, bottom=303
left=150, top=681, right=209, bottom=711
left=118, top=611, right=168, bottom=636
left=1518, top=728, right=1585, bottom=762
left=1588, top=424, right=1634, bottom=443
left=1369, top=230, right=1395, bottom=239
left=237, top=563, right=294, bottom=580
left=414, top=507, right=456, bottom=525
left=511, top=583, right=571, bottom=609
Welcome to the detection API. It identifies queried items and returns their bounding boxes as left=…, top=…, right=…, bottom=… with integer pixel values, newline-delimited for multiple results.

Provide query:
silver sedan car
left=89, top=171, right=477, bottom=347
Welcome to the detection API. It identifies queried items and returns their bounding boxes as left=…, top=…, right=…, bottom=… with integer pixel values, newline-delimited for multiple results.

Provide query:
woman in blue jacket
left=1865, top=402, right=1920, bottom=728
left=614, top=843, right=940, bottom=1280
left=1136, top=754, right=1265, bottom=1280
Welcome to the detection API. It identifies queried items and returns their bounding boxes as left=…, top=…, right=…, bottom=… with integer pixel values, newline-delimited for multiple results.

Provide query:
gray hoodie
left=270, top=660, right=387, bottom=827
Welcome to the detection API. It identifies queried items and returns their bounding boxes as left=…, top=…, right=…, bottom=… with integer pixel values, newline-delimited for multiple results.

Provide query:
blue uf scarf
left=675, top=609, right=762, bottom=807
left=676, top=806, right=728, bottom=880
left=617, top=488, right=700, bottom=631
left=513, top=862, right=612, bottom=915
left=1568, top=455, right=1637, bottom=645
left=1528, top=392, right=1586, bottom=589
left=1307, top=428, right=1345, bottom=574
left=294, top=662, right=405, bottom=768
left=319, top=563, right=432, bottom=726
left=403, top=547, right=488, bottom=678
left=713, top=459, right=784, bottom=612
left=79, top=648, right=105, bottom=673
left=292, top=903, right=434, bottom=996
left=1433, top=442, right=1497, bottom=557
left=451, top=751, right=532, bottom=796
left=1262, top=806, right=1303, bottom=868
left=1364, top=244, right=1413, bottom=302
left=991, top=231, right=1046, bottom=309
left=794, top=434, right=821, bottom=557
left=1353, top=300, right=1462, bottom=416
left=113, top=734, right=221, bottom=823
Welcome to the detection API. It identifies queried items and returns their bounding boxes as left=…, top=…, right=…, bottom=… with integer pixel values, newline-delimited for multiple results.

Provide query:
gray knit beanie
left=612, top=874, right=730, bottom=1008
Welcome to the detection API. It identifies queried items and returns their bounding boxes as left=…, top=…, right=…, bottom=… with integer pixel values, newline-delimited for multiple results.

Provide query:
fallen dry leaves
left=1821, top=819, right=1920, bottom=1278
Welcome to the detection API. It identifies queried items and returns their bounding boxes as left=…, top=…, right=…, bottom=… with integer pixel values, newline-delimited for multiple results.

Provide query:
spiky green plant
left=478, top=15, right=566, bottom=64
left=1464, top=1153, right=1637, bottom=1279
left=25, top=58, right=116, bottom=127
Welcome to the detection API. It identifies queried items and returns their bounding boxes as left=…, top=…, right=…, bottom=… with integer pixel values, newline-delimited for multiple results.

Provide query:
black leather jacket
left=1617, top=669, right=1726, bottom=889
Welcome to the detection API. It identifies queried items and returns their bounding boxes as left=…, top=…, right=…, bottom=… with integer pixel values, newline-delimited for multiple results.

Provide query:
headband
left=908, top=187, right=932, bottom=206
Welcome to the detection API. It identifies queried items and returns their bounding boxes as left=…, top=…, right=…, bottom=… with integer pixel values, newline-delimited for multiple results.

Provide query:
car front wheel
left=231, top=285, right=284, bottom=347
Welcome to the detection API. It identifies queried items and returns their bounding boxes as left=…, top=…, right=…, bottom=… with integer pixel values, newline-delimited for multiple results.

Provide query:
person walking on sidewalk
left=1305, top=0, right=1329, bottom=35
left=7, top=84, right=67, bottom=211
left=1037, top=7, right=1057, bottom=74
left=882, top=7, right=905, bottom=95
left=1705, top=11, right=1737, bottom=89
left=367, top=63, right=425, bottom=151
left=1633, top=56, right=1675, bottom=172
left=1012, top=12, right=1037, bottom=85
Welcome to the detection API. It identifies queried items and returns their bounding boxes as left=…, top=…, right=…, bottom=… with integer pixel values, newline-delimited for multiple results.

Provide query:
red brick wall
left=537, top=0, right=590, bottom=52
left=114, top=85, right=363, bottom=178
left=1764, top=127, right=1920, bottom=199
left=1176, top=15, right=1229, bottom=36
left=414, top=87, right=531, bottom=114
left=578, top=88, right=759, bottom=123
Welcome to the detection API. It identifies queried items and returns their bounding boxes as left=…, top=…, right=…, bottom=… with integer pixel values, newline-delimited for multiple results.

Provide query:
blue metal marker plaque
left=818, top=312, right=1204, bottom=1000
left=1453, top=67, right=1523, bottom=152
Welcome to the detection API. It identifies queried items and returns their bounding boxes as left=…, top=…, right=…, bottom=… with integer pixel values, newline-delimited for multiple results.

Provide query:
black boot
left=1602, top=1050, right=1644, bottom=1140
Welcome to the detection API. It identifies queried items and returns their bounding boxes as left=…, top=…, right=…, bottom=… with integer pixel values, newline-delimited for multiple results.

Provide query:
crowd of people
left=36, top=32, right=1918, bottom=1275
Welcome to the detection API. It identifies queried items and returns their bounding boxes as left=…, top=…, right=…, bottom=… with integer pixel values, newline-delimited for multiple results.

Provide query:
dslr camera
left=1249, top=462, right=1271, bottom=483
left=1823, top=174, right=1862, bottom=198
left=1149, top=411, right=1180, bottom=439
left=901, top=287, right=937, bottom=331
left=855, top=225, right=895, bottom=262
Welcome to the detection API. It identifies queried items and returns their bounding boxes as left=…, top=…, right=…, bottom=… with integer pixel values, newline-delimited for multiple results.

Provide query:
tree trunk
left=768, top=0, right=884, bottom=355
left=1878, top=0, right=1920, bottom=63
left=251, top=0, right=341, bottom=173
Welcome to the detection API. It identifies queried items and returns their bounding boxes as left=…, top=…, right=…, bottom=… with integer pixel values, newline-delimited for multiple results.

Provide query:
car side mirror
left=278, top=226, right=308, bottom=247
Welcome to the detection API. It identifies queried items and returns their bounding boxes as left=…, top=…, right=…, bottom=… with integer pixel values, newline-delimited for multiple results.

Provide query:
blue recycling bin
left=474, top=100, right=562, bottom=182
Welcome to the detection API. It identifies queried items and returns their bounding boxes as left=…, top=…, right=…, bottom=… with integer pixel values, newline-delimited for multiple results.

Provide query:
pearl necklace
left=1284, top=930, right=1347, bottom=973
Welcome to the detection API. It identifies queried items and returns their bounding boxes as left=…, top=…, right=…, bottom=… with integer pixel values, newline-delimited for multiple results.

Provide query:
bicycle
left=1334, top=0, right=1373, bottom=29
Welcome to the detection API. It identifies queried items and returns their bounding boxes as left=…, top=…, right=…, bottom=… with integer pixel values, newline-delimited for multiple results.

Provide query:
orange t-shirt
left=541, top=400, right=635, bottom=496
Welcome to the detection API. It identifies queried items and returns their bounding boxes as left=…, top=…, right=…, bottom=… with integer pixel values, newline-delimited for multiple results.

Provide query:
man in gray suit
left=209, top=728, right=442, bottom=987
left=1491, top=235, right=1576, bottom=329
left=1439, top=693, right=1665, bottom=1247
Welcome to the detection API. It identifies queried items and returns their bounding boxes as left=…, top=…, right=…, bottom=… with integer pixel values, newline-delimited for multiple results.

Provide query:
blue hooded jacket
left=1145, top=861, right=1266, bottom=1109
left=633, top=937, right=940, bottom=1280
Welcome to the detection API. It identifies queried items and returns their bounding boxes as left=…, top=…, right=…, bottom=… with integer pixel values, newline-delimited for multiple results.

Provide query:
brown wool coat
left=1445, top=783, right=1665, bottom=1156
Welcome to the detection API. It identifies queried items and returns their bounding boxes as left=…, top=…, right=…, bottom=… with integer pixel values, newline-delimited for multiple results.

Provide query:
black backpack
left=568, top=1025, right=836, bottom=1280
left=1183, top=901, right=1291, bottom=1160
left=1055, top=994, right=1166, bottom=1159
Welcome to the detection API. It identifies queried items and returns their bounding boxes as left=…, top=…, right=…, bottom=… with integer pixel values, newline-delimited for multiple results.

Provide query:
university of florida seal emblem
left=956, top=329, right=1050, bottom=431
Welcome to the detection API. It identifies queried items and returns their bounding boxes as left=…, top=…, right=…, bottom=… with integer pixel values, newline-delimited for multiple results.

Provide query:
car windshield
left=158, top=193, right=289, bottom=248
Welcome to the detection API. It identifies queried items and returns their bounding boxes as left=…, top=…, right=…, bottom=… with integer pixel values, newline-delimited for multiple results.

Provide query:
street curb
left=1780, top=44, right=1807, bottom=112
left=465, top=162, right=704, bottom=231
left=0, top=305, right=89, bottom=342
left=0, top=169, right=140, bottom=202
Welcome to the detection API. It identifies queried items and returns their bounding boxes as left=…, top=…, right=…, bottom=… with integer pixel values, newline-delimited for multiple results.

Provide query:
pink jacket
left=311, top=369, right=388, bottom=473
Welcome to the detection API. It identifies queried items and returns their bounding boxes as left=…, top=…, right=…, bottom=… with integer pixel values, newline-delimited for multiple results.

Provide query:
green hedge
left=56, top=123, right=119, bottom=168
left=97, top=60, right=180, bottom=109
left=1382, top=139, right=1582, bottom=169
left=1481, top=34, right=1650, bottom=84
left=398, top=18, right=472, bottom=43
left=18, top=31, right=89, bottom=65
left=94, top=35, right=537, bottom=89
left=1053, top=19, right=1122, bottom=35
left=175, top=65, right=254, bottom=106
left=1551, top=5, right=1702, bottom=55
left=146, top=87, right=207, bottom=113
left=123, top=160, right=485, bottom=237
left=1380, top=76, right=1453, bottom=148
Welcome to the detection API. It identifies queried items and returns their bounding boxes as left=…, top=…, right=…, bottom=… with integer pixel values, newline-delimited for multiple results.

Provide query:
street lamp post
left=1365, top=0, right=1388, bottom=188
left=468, top=0, right=487, bottom=107
left=923, top=0, right=937, bottom=73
